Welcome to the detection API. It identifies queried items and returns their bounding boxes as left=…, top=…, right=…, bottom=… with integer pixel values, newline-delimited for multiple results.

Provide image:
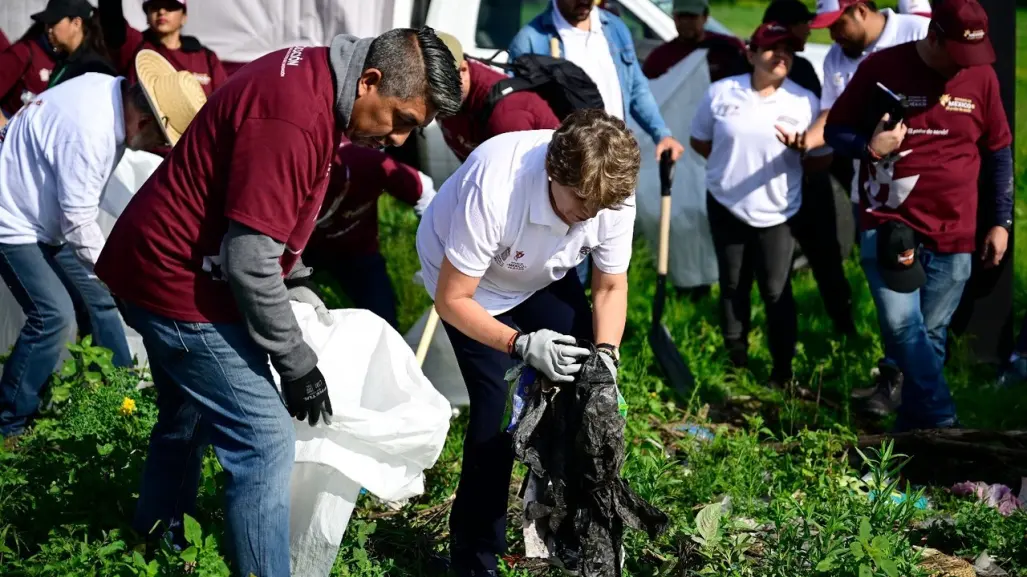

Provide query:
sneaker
left=996, top=356, right=1027, bottom=389
left=852, top=360, right=903, bottom=417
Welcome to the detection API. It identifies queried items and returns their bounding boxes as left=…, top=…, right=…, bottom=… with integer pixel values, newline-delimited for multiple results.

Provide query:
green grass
left=1, top=3, right=1025, bottom=577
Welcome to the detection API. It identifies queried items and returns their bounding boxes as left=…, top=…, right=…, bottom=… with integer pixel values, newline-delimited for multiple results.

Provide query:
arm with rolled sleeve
left=590, top=202, right=634, bottom=347
left=221, top=118, right=321, bottom=381
left=624, top=38, right=672, bottom=143
left=51, top=137, right=110, bottom=273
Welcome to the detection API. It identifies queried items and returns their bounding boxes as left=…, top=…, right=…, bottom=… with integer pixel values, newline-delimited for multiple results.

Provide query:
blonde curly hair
left=545, top=108, right=641, bottom=215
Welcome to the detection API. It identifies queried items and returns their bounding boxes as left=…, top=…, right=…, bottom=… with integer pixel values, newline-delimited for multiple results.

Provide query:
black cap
left=31, top=0, right=93, bottom=26
left=876, top=221, right=926, bottom=293
left=763, top=0, right=816, bottom=26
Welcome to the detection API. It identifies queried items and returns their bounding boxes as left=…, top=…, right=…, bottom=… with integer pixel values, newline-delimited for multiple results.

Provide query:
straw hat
left=135, top=49, right=207, bottom=146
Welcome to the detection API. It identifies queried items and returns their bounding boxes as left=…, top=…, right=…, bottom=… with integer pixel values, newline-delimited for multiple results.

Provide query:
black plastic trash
left=510, top=344, right=669, bottom=576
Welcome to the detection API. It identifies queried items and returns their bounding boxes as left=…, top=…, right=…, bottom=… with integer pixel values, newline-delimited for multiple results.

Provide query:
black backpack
left=468, top=52, right=606, bottom=125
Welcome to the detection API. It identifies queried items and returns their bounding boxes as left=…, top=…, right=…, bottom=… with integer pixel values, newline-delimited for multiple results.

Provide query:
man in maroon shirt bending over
left=304, top=143, right=435, bottom=329
left=435, top=32, right=560, bottom=161
left=642, top=0, right=748, bottom=81
left=826, top=0, right=1012, bottom=432
left=95, top=29, right=461, bottom=576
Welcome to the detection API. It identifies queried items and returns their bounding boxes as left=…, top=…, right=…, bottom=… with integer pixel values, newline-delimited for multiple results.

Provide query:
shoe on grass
left=852, top=360, right=903, bottom=417
left=996, top=356, right=1027, bottom=389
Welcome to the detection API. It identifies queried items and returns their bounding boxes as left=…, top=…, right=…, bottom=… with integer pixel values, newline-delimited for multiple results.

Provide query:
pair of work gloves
left=513, top=329, right=618, bottom=383
left=282, top=276, right=334, bottom=427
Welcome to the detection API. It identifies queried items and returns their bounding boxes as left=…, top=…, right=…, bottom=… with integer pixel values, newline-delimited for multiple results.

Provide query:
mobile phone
left=875, top=82, right=905, bottom=130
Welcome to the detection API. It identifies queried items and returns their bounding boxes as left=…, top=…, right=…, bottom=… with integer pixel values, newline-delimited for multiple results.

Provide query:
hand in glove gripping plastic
left=284, top=365, right=333, bottom=426
left=514, top=329, right=591, bottom=383
left=285, top=276, right=333, bottom=326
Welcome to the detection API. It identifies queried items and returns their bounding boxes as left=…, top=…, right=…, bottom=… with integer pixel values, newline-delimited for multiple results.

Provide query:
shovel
left=648, top=150, right=695, bottom=395
left=415, top=306, right=440, bottom=367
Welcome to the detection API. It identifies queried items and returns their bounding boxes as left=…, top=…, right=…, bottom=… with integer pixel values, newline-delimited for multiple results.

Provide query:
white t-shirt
left=690, top=74, right=819, bottom=228
left=820, top=9, right=929, bottom=203
left=416, top=130, right=635, bottom=315
left=0, top=73, right=125, bottom=268
left=552, top=1, right=625, bottom=121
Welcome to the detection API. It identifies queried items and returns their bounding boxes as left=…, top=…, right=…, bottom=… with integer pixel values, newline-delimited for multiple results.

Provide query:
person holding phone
left=825, top=0, right=1012, bottom=431
left=689, top=22, right=820, bottom=388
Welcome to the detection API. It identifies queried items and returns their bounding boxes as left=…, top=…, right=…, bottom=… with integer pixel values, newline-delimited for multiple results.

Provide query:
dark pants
left=0, top=242, right=133, bottom=436
left=444, top=272, right=594, bottom=573
left=315, top=252, right=398, bottom=329
left=707, top=193, right=797, bottom=377
left=792, top=171, right=854, bottom=332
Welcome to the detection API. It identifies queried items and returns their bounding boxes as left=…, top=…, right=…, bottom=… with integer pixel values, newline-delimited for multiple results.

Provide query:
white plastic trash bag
left=271, top=303, right=453, bottom=577
left=630, top=49, right=719, bottom=289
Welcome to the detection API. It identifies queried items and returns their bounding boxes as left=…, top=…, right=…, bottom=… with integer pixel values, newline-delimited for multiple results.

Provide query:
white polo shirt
left=819, top=9, right=928, bottom=203
left=0, top=73, right=125, bottom=269
left=691, top=74, right=819, bottom=228
left=416, top=130, right=635, bottom=315
left=552, top=0, right=624, bottom=121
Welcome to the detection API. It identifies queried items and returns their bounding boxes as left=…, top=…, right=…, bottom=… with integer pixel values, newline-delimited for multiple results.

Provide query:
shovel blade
left=648, top=323, right=694, bottom=397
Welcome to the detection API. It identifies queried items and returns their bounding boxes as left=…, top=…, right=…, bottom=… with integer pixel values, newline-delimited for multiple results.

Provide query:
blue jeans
left=122, top=303, right=294, bottom=577
left=860, top=229, right=969, bottom=429
left=0, top=242, right=132, bottom=436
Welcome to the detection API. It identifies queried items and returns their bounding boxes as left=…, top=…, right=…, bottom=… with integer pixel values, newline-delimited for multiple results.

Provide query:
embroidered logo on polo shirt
left=494, top=246, right=511, bottom=265
left=39, top=68, right=50, bottom=83
left=515, top=251, right=525, bottom=260
left=776, top=116, right=800, bottom=128
left=578, top=246, right=593, bottom=258
left=939, top=94, right=975, bottom=114
left=903, top=95, right=929, bottom=108
left=192, top=72, right=211, bottom=86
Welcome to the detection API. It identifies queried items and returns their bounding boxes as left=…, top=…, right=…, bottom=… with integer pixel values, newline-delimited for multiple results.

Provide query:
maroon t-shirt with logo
left=305, top=142, right=423, bottom=258
left=439, top=60, right=559, bottom=161
left=827, top=42, right=1011, bottom=253
left=0, top=37, right=56, bottom=117
left=96, top=46, right=338, bottom=323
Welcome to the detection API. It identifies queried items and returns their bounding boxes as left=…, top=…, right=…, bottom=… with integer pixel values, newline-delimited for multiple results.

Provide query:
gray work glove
left=285, top=277, right=334, bottom=326
left=514, top=329, right=591, bottom=383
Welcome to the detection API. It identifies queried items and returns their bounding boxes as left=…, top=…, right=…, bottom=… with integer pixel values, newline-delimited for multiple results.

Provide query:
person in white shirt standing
left=417, top=109, right=638, bottom=577
left=690, top=22, right=820, bottom=388
left=808, top=0, right=928, bottom=415
left=0, top=50, right=204, bottom=438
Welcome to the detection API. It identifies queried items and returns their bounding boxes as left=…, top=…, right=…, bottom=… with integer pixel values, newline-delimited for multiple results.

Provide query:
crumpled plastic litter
left=973, top=551, right=1009, bottom=577
left=508, top=345, right=669, bottom=576
left=950, top=480, right=1026, bottom=517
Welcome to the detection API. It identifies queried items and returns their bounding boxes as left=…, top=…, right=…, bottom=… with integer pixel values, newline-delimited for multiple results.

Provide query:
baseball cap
left=875, top=221, right=926, bottom=293
left=31, top=0, right=93, bottom=26
left=673, top=0, right=709, bottom=16
left=811, top=0, right=864, bottom=29
left=930, top=0, right=994, bottom=67
left=763, top=0, right=816, bottom=26
left=142, top=0, right=187, bottom=12
left=898, top=0, right=932, bottom=15
left=434, top=31, right=464, bottom=67
left=749, top=22, right=804, bottom=51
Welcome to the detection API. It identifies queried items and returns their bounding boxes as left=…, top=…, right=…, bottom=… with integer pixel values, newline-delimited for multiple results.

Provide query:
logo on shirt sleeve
left=494, top=246, right=511, bottom=266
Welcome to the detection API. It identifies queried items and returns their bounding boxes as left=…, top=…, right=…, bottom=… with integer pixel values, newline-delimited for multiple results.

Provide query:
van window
left=474, top=0, right=661, bottom=59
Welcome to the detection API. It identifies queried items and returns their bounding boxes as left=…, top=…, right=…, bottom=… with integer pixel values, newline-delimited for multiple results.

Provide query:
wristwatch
left=596, top=343, right=620, bottom=367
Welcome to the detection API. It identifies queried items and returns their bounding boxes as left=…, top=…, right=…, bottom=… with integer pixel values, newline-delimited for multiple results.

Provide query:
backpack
left=469, top=52, right=606, bottom=125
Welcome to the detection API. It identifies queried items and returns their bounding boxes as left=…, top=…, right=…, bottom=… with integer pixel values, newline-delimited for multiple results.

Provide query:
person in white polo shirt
left=689, top=22, right=820, bottom=388
left=808, top=0, right=928, bottom=415
left=898, top=0, right=932, bottom=18
left=0, top=50, right=205, bottom=438
left=416, top=108, right=639, bottom=577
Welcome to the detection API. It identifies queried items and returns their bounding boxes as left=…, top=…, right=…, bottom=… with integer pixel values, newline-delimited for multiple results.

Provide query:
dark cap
left=876, top=221, right=926, bottom=293
left=31, top=0, right=93, bottom=26
left=763, top=0, right=816, bottom=26
left=930, top=0, right=994, bottom=67
left=142, top=0, right=188, bottom=13
left=749, top=22, right=804, bottom=51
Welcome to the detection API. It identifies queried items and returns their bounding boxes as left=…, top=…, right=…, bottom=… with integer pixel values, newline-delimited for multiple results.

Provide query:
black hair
left=81, top=11, right=110, bottom=60
left=17, top=21, right=46, bottom=44
left=363, top=27, right=463, bottom=118
left=124, top=80, right=156, bottom=119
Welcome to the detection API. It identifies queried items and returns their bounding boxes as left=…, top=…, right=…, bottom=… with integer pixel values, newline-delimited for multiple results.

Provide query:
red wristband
left=507, top=331, right=520, bottom=356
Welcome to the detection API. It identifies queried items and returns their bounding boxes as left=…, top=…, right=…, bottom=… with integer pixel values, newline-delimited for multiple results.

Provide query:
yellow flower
left=119, top=397, right=137, bottom=416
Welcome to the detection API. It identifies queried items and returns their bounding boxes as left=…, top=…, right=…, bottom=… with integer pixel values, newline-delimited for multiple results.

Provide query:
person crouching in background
left=302, top=143, right=437, bottom=329
left=689, top=23, right=821, bottom=388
